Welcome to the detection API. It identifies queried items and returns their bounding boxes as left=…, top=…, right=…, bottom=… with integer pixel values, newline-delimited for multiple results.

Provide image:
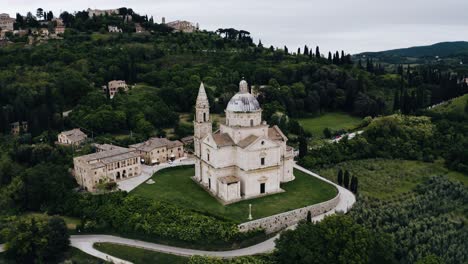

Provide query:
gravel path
left=68, top=164, right=355, bottom=263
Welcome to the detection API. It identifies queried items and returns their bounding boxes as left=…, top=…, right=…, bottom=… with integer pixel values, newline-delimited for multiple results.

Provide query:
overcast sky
left=3, top=0, right=468, bottom=53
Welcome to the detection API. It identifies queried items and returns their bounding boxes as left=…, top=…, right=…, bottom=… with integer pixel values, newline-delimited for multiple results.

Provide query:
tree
left=350, top=175, right=358, bottom=193
left=275, top=215, right=396, bottom=264
left=46, top=11, right=53, bottom=21
left=315, top=46, right=320, bottom=58
left=299, top=135, right=308, bottom=158
left=344, top=170, right=350, bottom=189
left=337, top=169, right=343, bottom=186
left=2, top=216, right=70, bottom=263
left=306, top=211, right=312, bottom=223
left=323, top=127, right=332, bottom=138
left=304, top=45, right=309, bottom=55
left=284, top=45, right=289, bottom=55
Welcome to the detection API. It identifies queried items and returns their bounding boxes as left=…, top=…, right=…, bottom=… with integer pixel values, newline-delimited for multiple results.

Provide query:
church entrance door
left=260, top=183, right=265, bottom=194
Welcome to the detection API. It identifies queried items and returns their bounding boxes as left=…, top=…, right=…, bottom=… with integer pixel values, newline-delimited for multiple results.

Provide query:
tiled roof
left=130, top=138, right=183, bottom=152
left=212, top=132, right=235, bottom=147
left=268, top=125, right=287, bottom=141
left=60, top=128, right=87, bottom=142
left=237, top=135, right=258, bottom=148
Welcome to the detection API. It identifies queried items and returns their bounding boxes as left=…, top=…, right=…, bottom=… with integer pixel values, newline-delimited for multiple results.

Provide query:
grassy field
left=131, top=166, right=337, bottom=223
left=0, top=248, right=104, bottom=264
left=94, top=243, right=186, bottom=264
left=429, top=94, right=468, bottom=116
left=318, top=159, right=467, bottom=200
left=296, top=112, right=362, bottom=137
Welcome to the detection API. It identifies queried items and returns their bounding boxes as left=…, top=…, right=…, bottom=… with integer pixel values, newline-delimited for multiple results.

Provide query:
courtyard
left=131, top=165, right=337, bottom=223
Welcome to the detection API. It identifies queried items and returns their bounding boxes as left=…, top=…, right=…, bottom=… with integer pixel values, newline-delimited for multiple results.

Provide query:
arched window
left=250, top=119, right=254, bottom=126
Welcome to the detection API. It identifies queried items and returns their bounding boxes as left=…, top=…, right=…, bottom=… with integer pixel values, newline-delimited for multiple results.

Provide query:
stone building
left=10, top=121, right=28, bottom=135
left=87, top=8, right=118, bottom=18
left=130, top=138, right=184, bottom=165
left=73, top=144, right=141, bottom=191
left=108, top=25, right=122, bottom=33
left=55, top=25, right=65, bottom=34
left=166, top=20, right=198, bottom=33
left=104, top=80, right=128, bottom=99
left=57, top=128, right=87, bottom=146
left=0, top=13, right=15, bottom=32
left=193, top=80, right=295, bottom=204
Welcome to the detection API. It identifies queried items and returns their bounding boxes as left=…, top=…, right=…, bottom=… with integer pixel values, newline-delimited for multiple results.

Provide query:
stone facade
left=166, top=20, right=198, bottom=33
left=193, top=80, right=295, bottom=204
left=104, top=80, right=128, bottom=98
left=108, top=25, right=122, bottom=33
left=238, top=193, right=340, bottom=234
left=10, top=121, right=28, bottom=135
left=129, top=137, right=184, bottom=165
left=57, top=128, right=87, bottom=146
left=0, top=13, right=15, bottom=32
left=87, top=8, right=118, bottom=18
left=73, top=144, right=141, bottom=191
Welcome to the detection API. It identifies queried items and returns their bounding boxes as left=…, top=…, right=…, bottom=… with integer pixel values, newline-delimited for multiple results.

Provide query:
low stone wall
left=238, top=193, right=340, bottom=234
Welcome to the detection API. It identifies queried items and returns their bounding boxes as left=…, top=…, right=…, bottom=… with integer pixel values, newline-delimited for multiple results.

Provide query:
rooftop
left=130, top=137, right=183, bottom=152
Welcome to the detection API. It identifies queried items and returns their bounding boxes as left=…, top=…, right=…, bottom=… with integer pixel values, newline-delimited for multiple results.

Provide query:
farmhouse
left=0, top=13, right=15, bottom=32
left=130, top=137, right=184, bottom=165
left=73, top=144, right=141, bottom=191
left=104, top=80, right=128, bottom=98
left=57, top=128, right=87, bottom=146
left=193, top=80, right=295, bottom=204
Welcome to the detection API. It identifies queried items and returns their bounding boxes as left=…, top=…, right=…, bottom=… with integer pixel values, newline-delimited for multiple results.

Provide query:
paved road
left=70, top=164, right=355, bottom=263
left=329, top=130, right=364, bottom=143
left=118, top=158, right=195, bottom=192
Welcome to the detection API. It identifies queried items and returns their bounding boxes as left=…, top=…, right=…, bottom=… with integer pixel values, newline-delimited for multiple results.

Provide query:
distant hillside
left=429, top=93, right=468, bottom=116
left=359, top=41, right=468, bottom=58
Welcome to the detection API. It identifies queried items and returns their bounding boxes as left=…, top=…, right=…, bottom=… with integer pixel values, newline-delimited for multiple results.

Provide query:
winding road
left=10, top=165, right=354, bottom=264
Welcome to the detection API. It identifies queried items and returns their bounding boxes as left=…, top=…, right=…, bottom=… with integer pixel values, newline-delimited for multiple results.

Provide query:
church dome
left=226, top=80, right=261, bottom=112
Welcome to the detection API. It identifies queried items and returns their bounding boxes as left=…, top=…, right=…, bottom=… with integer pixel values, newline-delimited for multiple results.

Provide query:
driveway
left=71, top=164, right=355, bottom=263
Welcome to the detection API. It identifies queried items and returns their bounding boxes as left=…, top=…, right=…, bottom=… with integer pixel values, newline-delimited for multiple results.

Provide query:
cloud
left=4, top=0, right=468, bottom=53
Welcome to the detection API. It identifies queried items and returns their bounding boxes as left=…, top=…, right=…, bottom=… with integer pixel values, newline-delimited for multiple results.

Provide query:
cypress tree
left=284, top=46, right=289, bottom=55
left=297, top=47, right=301, bottom=55
left=328, top=52, right=332, bottom=63
left=353, top=177, right=359, bottom=194
left=315, top=46, right=320, bottom=58
left=344, top=170, right=350, bottom=189
left=299, top=135, right=308, bottom=158
left=337, top=169, right=343, bottom=186
left=393, top=90, right=400, bottom=111
left=350, top=176, right=356, bottom=193
left=304, top=45, right=309, bottom=55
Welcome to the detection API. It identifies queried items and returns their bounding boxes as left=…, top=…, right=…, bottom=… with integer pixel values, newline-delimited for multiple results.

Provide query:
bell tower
left=194, top=82, right=212, bottom=181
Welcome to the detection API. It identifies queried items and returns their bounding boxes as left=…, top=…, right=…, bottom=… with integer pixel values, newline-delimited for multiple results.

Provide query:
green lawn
left=94, top=243, right=186, bottom=264
left=131, top=166, right=337, bottom=223
left=318, top=159, right=468, bottom=200
left=296, top=112, right=362, bottom=137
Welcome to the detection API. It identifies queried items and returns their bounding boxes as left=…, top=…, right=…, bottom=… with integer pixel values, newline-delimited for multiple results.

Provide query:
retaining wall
left=238, top=193, right=340, bottom=234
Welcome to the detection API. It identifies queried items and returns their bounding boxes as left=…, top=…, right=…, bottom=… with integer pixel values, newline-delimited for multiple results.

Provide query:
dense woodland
left=0, top=7, right=467, bottom=264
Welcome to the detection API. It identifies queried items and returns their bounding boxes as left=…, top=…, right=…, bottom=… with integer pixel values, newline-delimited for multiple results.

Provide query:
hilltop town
left=0, top=7, right=198, bottom=45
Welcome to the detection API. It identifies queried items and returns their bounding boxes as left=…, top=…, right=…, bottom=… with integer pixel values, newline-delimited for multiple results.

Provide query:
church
left=193, top=80, right=295, bottom=204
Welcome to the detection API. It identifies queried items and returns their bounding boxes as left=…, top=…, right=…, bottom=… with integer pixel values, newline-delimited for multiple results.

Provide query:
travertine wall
left=238, top=193, right=340, bottom=234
